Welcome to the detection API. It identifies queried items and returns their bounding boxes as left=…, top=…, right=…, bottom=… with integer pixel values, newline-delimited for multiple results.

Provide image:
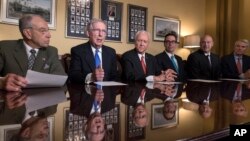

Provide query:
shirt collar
left=23, top=41, right=39, bottom=56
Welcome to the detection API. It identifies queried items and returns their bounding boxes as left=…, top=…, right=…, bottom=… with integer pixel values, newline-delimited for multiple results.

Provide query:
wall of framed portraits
left=0, top=0, right=206, bottom=60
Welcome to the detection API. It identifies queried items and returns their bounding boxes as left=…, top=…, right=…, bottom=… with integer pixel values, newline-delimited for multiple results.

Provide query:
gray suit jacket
left=0, top=39, right=66, bottom=76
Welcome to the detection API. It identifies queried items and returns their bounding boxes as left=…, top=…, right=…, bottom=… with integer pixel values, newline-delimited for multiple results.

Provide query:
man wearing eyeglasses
left=69, top=18, right=118, bottom=84
left=155, top=31, right=186, bottom=82
left=186, top=34, right=221, bottom=80
left=0, top=14, right=66, bottom=91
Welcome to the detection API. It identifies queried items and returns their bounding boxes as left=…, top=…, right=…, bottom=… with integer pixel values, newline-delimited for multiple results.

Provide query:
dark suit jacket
left=186, top=49, right=221, bottom=80
left=221, top=53, right=250, bottom=79
left=220, top=81, right=250, bottom=101
left=155, top=51, right=186, bottom=82
left=0, top=39, right=66, bottom=76
left=186, top=81, right=220, bottom=104
left=69, top=42, right=118, bottom=83
left=121, top=49, right=161, bottom=81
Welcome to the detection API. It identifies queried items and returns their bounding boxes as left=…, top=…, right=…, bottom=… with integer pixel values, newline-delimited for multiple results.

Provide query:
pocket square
left=44, top=64, right=50, bottom=69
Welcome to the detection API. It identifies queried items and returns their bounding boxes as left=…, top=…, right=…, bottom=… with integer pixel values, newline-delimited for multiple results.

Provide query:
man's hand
left=164, top=69, right=177, bottom=81
left=3, top=73, right=28, bottom=92
left=92, top=67, right=105, bottom=81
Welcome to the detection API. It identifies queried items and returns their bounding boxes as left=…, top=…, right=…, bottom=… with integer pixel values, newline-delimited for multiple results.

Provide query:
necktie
left=236, top=57, right=242, bottom=74
left=207, top=55, right=211, bottom=67
left=236, top=83, right=242, bottom=100
left=141, top=55, right=147, bottom=74
left=28, top=49, right=36, bottom=69
left=95, top=49, right=101, bottom=68
left=140, top=89, right=146, bottom=104
left=170, top=55, right=178, bottom=73
left=94, top=100, right=101, bottom=113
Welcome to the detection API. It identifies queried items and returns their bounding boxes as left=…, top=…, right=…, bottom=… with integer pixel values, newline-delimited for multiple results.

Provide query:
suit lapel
left=102, top=47, right=108, bottom=72
left=13, top=43, right=28, bottom=74
left=85, top=45, right=95, bottom=71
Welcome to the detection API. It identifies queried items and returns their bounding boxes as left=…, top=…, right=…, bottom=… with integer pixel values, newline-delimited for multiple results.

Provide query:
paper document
left=188, top=79, right=221, bottom=83
left=24, top=88, right=67, bottom=112
left=26, top=70, right=68, bottom=88
left=156, top=81, right=182, bottom=84
left=94, top=81, right=127, bottom=86
left=220, top=78, right=250, bottom=82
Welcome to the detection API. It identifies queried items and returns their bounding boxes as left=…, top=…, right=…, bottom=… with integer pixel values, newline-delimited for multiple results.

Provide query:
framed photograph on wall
left=151, top=100, right=179, bottom=129
left=100, top=0, right=123, bottom=42
left=66, top=0, right=94, bottom=39
left=127, top=4, right=147, bottom=43
left=153, top=16, right=180, bottom=42
left=0, top=0, right=56, bottom=29
left=126, top=105, right=145, bottom=140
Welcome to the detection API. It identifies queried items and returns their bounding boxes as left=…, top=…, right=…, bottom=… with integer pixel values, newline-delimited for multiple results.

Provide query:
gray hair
left=135, top=30, right=151, bottom=41
left=236, top=39, right=249, bottom=47
left=18, top=14, right=43, bottom=36
left=86, top=18, right=107, bottom=32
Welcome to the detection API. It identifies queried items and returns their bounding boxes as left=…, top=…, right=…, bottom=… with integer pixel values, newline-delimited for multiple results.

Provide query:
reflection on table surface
left=1, top=80, right=250, bottom=141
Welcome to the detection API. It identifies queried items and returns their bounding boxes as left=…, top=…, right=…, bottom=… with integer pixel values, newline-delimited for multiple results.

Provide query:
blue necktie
left=95, top=49, right=101, bottom=68
left=171, top=55, right=178, bottom=73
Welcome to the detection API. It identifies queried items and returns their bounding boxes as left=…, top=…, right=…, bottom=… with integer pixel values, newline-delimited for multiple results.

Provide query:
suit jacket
left=186, top=49, right=221, bottom=80
left=0, top=39, right=66, bottom=77
left=69, top=42, right=118, bottom=83
left=121, top=49, right=161, bottom=81
left=186, top=81, right=220, bottom=104
left=220, top=81, right=250, bottom=101
left=155, top=51, right=186, bottom=82
left=221, top=53, right=250, bottom=79
left=121, top=83, right=156, bottom=106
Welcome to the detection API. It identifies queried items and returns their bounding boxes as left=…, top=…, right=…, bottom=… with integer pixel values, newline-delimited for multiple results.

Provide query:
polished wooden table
left=1, top=80, right=250, bottom=141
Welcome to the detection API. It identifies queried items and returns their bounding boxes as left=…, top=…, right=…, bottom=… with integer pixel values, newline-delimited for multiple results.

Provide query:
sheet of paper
left=94, top=81, right=127, bottom=86
left=220, top=78, right=250, bottom=82
left=156, top=81, right=182, bottom=84
left=24, top=88, right=67, bottom=112
left=188, top=79, right=221, bottom=83
left=26, top=70, right=68, bottom=88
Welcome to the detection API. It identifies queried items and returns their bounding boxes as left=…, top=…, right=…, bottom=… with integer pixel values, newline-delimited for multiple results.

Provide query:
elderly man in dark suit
left=186, top=34, right=221, bottom=80
left=69, top=18, right=118, bottom=84
left=121, top=30, right=176, bottom=82
left=155, top=31, right=186, bottom=82
left=0, top=14, right=66, bottom=91
left=221, top=39, right=250, bottom=79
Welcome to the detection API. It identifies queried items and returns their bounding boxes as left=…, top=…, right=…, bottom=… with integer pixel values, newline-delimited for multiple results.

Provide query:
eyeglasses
left=91, top=28, right=107, bottom=34
left=164, top=40, right=177, bottom=44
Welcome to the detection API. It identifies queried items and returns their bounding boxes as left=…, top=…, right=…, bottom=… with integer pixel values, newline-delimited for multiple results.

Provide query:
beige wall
left=0, top=0, right=205, bottom=60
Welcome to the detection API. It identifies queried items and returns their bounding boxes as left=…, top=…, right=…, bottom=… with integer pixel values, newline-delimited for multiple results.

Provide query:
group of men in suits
left=1, top=14, right=250, bottom=92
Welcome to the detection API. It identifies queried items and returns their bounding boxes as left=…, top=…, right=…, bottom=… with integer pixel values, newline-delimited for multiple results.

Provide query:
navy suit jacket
left=121, top=49, right=161, bottom=81
left=69, top=42, right=118, bottom=83
left=186, top=49, right=221, bottom=80
left=155, top=51, right=186, bottom=82
left=221, top=53, right=250, bottom=79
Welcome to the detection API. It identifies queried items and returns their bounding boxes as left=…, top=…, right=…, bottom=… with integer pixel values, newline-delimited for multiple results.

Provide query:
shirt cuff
left=85, top=73, right=94, bottom=84
left=146, top=75, right=154, bottom=81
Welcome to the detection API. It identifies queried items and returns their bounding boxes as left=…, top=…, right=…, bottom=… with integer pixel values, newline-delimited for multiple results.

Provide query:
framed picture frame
left=151, top=100, right=179, bottom=129
left=127, top=4, right=147, bottom=43
left=100, top=0, right=123, bottom=42
left=153, top=16, right=180, bottom=42
left=65, top=0, right=94, bottom=39
left=0, top=0, right=56, bottom=29
left=125, top=105, right=145, bottom=140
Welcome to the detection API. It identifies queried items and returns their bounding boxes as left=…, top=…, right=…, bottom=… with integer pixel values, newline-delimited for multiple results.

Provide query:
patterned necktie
left=95, top=49, right=101, bottom=68
left=171, top=55, right=178, bottom=73
left=236, top=57, right=242, bottom=74
left=141, top=55, right=147, bottom=74
left=28, top=49, right=36, bottom=69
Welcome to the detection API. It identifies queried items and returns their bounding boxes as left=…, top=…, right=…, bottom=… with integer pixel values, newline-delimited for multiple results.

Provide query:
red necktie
left=141, top=55, right=147, bottom=74
left=140, top=89, right=146, bottom=104
left=236, top=57, right=242, bottom=74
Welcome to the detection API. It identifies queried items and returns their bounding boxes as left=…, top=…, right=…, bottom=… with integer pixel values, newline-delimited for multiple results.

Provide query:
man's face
left=234, top=41, right=248, bottom=56
left=133, top=104, right=148, bottom=127
left=27, top=16, right=51, bottom=48
left=88, top=22, right=107, bottom=48
left=88, top=115, right=105, bottom=141
left=164, top=35, right=177, bottom=53
left=200, top=35, right=214, bottom=53
left=135, top=32, right=149, bottom=54
left=30, top=118, right=49, bottom=141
